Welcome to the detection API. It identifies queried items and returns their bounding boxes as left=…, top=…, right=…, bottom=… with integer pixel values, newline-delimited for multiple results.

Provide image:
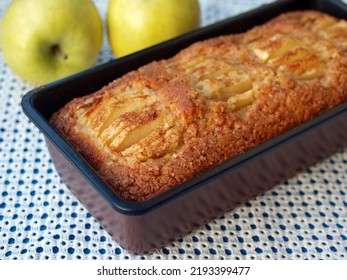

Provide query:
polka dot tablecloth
left=1, top=0, right=347, bottom=260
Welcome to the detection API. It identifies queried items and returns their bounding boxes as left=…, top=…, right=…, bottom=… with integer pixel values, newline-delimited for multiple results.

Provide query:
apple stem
left=52, top=44, right=68, bottom=60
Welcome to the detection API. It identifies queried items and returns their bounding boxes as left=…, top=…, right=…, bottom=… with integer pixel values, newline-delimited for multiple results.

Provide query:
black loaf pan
left=21, top=0, right=347, bottom=254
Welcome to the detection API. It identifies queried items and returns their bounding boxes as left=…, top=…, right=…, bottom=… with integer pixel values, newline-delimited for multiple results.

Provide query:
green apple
left=1, top=0, right=103, bottom=85
left=107, top=0, right=200, bottom=57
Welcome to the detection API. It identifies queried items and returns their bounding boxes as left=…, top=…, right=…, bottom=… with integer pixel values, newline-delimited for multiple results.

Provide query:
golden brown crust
left=51, top=11, right=347, bottom=201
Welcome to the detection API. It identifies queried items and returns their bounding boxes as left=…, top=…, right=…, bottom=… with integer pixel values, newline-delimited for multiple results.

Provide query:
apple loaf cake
left=51, top=11, right=347, bottom=202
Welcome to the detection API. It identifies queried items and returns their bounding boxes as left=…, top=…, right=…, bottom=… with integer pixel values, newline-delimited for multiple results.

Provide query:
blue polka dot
left=286, top=248, right=293, bottom=254
left=240, top=249, right=247, bottom=255
left=262, top=212, right=269, bottom=218
left=237, top=237, right=244, bottom=243
left=330, top=246, right=337, bottom=252
left=99, top=249, right=106, bottom=254
left=115, top=248, right=122, bottom=255
left=301, top=247, right=308, bottom=253
left=85, top=223, right=91, bottom=229
left=40, top=225, right=47, bottom=231
left=316, top=200, right=322, bottom=206
left=178, top=248, right=185, bottom=254
left=279, top=225, right=286, bottom=230
left=162, top=248, right=170, bottom=255
left=5, top=251, right=12, bottom=257
left=252, top=236, right=260, bottom=242
left=271, top=247, right=278, bottom=253
left=290, top=213, right=297, bottom=218
left=312, top=235, right=319, bottom=240
left=36, top=247, right=43, bottom=253
left=225, top=249, right=232, bottom=255
left=268, top=235, right=275, bottom=241
left=255, top=247, right=263, bottom=254
left=297, top=235, right=304, bottom=241
left=305, top=212, right=312, bottom=218
left=209, top=248, right=217, bottom=255
left=222, top=236, right=229, bottom=242
left=41, top=213, right=48, bottom=219
left=233, top=213, right=240, bottom=219
left=332, top=212, right=339, bottom=218
left=192, top=236, right=199, bottom=242
left=194, top=248, right=201, bottom=255
left=316, top=247, right=323, bottom=253
left=52, top=246, right=59, bottom=254
left=67, top=247, right=75, bottom=254
left=302, top=201, right=308, bottom=207
left=53, top=234, right=60, bottom=240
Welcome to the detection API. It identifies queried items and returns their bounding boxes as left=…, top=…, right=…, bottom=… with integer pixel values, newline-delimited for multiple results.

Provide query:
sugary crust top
left=51, top=11, right=347, bottom=201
